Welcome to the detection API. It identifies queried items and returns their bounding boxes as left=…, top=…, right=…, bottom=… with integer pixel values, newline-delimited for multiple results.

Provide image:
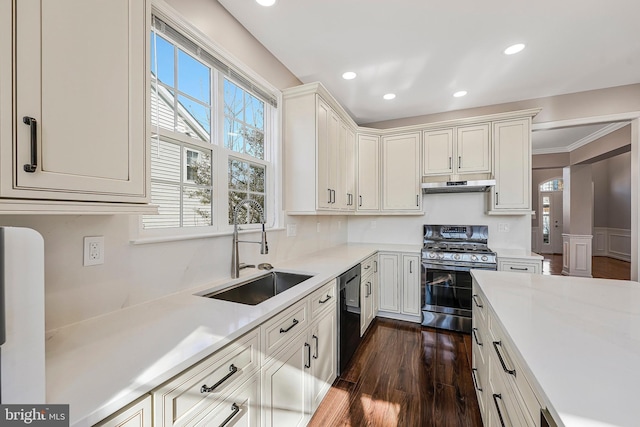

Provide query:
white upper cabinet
left=456, top=124, right=491, bottom=174
left=382, top=132, right=421, bottom=212
left=488, top=118, right=531, bottom=213
left=356, top=134, right=380, bottom=212
left=1, top=0, right=149, bottom=206
left=283, top=86, right=356, bottom=214
left=423, top=124, right=490, bottom=177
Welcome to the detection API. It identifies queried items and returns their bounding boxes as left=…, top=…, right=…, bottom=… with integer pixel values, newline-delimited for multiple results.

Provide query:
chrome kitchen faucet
left=231, top=198, right=268, bottom=278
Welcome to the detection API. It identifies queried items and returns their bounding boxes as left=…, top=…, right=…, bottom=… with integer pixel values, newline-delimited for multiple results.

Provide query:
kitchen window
left=141, top=13, right=279, bottom=238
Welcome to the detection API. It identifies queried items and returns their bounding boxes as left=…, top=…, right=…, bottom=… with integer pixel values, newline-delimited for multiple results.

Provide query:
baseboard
left=376, top=311, right=421, bottom=324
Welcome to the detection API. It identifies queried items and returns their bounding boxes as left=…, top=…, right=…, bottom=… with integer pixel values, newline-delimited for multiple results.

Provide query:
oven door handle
left=421, top=261, right=495, bottom=272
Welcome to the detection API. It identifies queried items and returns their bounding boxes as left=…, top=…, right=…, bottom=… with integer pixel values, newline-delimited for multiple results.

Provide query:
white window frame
left=132, top=2, right=282, bottom=243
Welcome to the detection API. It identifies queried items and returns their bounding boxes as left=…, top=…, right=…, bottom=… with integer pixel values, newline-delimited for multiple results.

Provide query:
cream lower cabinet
left=94, top=395, right=152, bottom=427
left=262, top=302, right=337, bottom=427
left=497, top=257, right=542, bottom=274
left=1, top=0, right=149, bottom=204
left=95, top=279, right=338, bottom=427
left=472, top=280, right=543, bottom=427
left=378, top=252, right=421, bottom=322
left=360, top=254, right=378, bottom=335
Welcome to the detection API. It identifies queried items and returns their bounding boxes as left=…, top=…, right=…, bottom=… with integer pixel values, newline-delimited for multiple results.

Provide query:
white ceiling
left=531, top=124, right=617, bottom=154
left=218, top=0, right=640, bottom=124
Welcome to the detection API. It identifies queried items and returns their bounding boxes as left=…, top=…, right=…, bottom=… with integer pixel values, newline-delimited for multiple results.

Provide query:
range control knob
left=481, top=255, right=488, bottom=262
left=429, top=252, right=436, bottom=259
left=453, top=254, right=461, bottom=261
left=438, top=253, right=445, bottom=259
left=471, top=255, right=478, bottom=261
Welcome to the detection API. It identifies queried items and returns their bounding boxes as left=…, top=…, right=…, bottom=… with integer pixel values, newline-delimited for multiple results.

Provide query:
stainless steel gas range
left=421, top=225, right=497, bottom=333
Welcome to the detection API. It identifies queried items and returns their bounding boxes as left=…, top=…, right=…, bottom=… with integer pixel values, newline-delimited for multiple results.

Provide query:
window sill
left=130, top=227, right=285, bottom=245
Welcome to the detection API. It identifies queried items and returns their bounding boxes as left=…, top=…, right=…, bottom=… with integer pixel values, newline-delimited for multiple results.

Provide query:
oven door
left=421, top=261, right=475, bottom=318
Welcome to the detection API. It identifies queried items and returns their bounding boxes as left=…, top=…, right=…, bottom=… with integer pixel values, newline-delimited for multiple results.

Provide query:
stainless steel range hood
left=421, top=179, right=496, bottom=194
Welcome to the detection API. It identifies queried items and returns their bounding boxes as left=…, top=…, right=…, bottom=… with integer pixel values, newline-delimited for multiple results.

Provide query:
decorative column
left=562, top=164, right=593, bottom=277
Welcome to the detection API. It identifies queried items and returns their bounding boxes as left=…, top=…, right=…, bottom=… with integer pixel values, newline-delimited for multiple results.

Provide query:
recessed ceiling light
left=504, top=43, right=525, bottom=55
left=383, top=93, right=396, bottom=100
left=453, top=90, right=468, bottom=98
left=256, top=0, right=276, bottom=6
left=342, top=71, right=357, bottom=80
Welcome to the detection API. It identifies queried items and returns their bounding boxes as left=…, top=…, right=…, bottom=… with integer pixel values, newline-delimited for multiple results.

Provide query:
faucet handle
left=238, top=263, right=255, bottom=270
left=258, top=263, right=274, bottom=270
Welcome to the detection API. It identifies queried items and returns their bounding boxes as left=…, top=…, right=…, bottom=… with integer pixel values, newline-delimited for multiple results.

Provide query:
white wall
left=347, top=193, right=531, bottom=250
left=0, top=214, right=346, bottom=330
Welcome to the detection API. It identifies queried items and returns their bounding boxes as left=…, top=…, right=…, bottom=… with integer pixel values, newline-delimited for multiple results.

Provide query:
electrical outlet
left=84, top=236, right=104, bottom=266
left=371, top=220, right=377, bottom=230
left=286, top=224, right=297, bottom=237
left=316, top=222, right=321, bottom=233
left=498, top=223, right=510, bottom=233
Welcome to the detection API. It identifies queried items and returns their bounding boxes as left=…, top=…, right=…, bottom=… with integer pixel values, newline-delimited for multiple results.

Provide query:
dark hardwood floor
left=309, top=319, right=482, bottom=427
left=542, top=254, right=631, bottom=280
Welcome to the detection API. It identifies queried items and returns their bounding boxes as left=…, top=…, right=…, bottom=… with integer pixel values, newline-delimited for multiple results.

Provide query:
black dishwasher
left=338, top=263, right=361, bottom=375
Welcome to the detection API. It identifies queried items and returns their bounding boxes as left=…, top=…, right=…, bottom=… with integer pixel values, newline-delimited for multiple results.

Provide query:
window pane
left=150, top=34, right=174, bottom=86
left=245, top=128, right=264, bottom=160
left=225, top=118, right=244, bottom=152
left=248, top=163, right=265, bottom=193
left=150, top=139, right=181, bottom=182
left=183, top=188, right=212, bottom=227
left=150, top=83, right=176, bottom=132
left=229, top=159, right=247, bottom=191
left=245, top=93, right=264, bottom=129
left=143, top=183, right=181, bottom=229
left=177, top=50, right=211, bottom=104
left=177, top=95, right=211, bottom=141
left=184, top=148, right=212, bottom=186
left=224, top=79, right=265, bottom=160
left=224, top=80, right=244, bottom=117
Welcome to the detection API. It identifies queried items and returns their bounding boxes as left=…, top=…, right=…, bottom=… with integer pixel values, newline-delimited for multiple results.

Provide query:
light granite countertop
left=472, top=270, right=640, bottom=427
left=46, top=243, right=420, bottom=426
left=493, top=247, right=544, bottom=260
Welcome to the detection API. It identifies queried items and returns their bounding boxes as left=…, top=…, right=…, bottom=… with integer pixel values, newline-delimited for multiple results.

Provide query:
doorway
left=539, top=179, right=563, bottom=254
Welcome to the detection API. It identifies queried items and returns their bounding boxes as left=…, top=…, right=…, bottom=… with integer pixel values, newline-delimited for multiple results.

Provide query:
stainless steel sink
left=202, top=271, right=314, bottom=305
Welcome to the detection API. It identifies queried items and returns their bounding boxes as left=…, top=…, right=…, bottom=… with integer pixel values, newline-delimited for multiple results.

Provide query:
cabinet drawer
left=489, top=316, right=541, bottom=426
left=471, top=342, right=487, bottom=418
left=361, top=254, right=377, bottom=274
left=499, top=261, right=539, bottom=274
left=487, top=353, right=530, bottom=427
left=261, top=298, right=310, bottom=363
left=471, top=285, right=487, bottom=325
left=309, top=279, right=337, bottom=320
left=94, top=395, right=152, bottom=427
left=154, top=329, right=260, bottom=427
left=191, top=373, right=260, bottom=427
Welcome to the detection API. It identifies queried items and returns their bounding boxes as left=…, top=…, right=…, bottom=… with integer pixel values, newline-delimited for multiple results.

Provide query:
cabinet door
left=382, top=132, right=421, bottom=211
left=422, top=128, right=453, bottom=175
left=360, top=275, right=374, bottom=335
left=10, top=0, right=147, bottom=202
left=402, top=254, right=421, bottom=316
left=192, top=374, right=260, bottom=427
left=316, top=98, right=332, bottom=209
left=492, top=119, right=531, bottom=211
left=456, top=124, right=490, bottom=174
left=356, top=134, right=380, bottom=211
left=262, top=333, right=311, bottom=427
left=95, top=395, right=152, bottom=427
left=310, top=309, right=337, bottom=411
left=378, top=253, right=400, bottom=313
left=344, top=125, right=357, bottom=211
